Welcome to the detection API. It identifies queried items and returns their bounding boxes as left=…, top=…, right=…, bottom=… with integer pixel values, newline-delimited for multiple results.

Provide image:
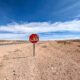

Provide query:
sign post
left=33, top=43, right=35, bottom=56
left=29, top=34, right=39, bottom=56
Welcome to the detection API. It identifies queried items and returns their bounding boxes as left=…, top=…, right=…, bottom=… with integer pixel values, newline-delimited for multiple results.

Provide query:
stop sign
left=29, top=34, right=39, bottom=43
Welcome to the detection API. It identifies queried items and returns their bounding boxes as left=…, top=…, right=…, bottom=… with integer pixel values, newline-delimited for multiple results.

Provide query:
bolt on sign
left=29, top=34, right=39, bottom=56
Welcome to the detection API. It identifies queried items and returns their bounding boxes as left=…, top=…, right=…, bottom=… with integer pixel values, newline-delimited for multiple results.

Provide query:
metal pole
left=33, top=43, right=35, bottom=56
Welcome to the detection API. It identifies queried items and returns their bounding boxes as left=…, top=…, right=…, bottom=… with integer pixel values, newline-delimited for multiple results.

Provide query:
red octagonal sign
left=29, top=34, right=39, bottom=43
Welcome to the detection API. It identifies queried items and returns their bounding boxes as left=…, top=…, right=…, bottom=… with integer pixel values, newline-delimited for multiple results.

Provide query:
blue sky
left=0, top=0, right=80, bottom=40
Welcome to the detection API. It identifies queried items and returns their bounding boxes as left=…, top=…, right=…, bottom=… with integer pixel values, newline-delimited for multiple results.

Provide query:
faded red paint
left=29, top=34, right=39, bottom=43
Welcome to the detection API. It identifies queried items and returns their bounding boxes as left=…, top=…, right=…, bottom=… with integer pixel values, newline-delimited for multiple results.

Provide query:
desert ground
left=0, top=40, right=80, bottom=80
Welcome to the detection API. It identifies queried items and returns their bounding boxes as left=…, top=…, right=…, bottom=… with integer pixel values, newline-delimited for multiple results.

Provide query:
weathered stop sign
left=29, top=34, right=39, bottom=43
left=29, top=34, right=39, bottom=56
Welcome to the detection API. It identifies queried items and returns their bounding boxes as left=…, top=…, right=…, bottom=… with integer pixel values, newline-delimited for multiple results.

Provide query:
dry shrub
left=56, top=40, right=71, bottom=45
left=77, top=45, right=80, bottom=47
left=75, top=49, right=80, bottom=53
left=42, top=45, right=48, bottom=48
left=0, top=63, right=3, bottom=67
left=71, top=40, right=80, bottom=42
left=3, top=55, right=9, bottom=60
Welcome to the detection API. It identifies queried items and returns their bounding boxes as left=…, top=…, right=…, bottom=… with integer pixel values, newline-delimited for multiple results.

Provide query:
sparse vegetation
left=77, top=45, right=80, bottom=47
left=75, top=49, right=80, bottom=53
left=0, top=63, right=3, bottom=67
left=3, top=55, right=9, bottom=60
left=14, top=49, right=21, bottom=52
left=71, top=40, right=80, bottom=42
left=56, top=40, right=71, bottom=45
left=42, top=45, right=48, bottom=48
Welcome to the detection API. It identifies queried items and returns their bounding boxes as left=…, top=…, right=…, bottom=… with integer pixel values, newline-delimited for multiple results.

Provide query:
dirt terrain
left=0, top=40, right=80, bottom=80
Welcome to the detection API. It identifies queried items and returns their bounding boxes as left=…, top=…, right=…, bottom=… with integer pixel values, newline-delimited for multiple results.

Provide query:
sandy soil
left=0, top=40, right=27, bottom=44
left=0, top=40, right=80, bottom=80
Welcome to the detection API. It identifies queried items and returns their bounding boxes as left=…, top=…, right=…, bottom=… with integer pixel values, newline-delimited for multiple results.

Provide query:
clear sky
left=0, top=0, right=80, bottom=40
